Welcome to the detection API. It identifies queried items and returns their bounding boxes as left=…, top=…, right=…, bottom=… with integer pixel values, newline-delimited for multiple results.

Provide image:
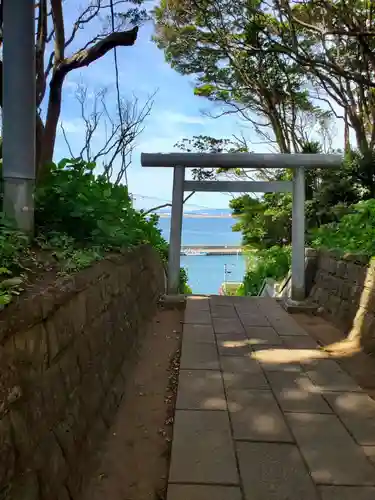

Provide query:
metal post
left=2, top=0, right=36, bottom=234
left=168, top=167, right=185, bottom=294
left=291, top=167, right=306, bottom=301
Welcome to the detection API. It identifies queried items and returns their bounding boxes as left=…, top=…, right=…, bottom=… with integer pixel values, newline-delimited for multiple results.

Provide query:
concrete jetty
left=181, top=245, right=242, bottom=256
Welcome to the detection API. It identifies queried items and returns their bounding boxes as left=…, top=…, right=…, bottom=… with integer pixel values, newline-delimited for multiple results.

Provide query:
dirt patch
left=294, top=313, right=375, bottom=399
left=79, top=307, right=183, bottom=500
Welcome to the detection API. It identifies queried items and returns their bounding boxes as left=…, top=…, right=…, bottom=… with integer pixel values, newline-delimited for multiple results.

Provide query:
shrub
left=310, top=199, right=375, bottom=256
left=0, top=157, right=189, bottom=306
left=241, top=246, right=291, bottom=296
left=35, top=158, right=169, bottom=258
left=179, top=267, right=192, bottom=294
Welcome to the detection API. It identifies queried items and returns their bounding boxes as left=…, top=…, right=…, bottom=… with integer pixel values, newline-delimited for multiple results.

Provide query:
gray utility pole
left=2, top=0, right=36, bottom=234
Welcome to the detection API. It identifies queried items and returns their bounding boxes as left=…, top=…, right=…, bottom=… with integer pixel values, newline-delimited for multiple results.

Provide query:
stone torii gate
left=141, top=152, right=342, bottom=301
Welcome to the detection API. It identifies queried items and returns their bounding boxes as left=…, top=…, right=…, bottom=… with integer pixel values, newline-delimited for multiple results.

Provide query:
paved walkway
left=167, top=296, right=375, bottom=500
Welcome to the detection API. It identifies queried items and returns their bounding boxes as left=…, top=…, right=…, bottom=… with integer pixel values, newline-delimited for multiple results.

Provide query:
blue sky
left=53, top=4, right=347, bottom=210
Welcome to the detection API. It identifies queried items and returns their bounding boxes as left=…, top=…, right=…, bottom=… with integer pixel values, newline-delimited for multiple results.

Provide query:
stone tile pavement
left=167, top=296, right=375, bottom=500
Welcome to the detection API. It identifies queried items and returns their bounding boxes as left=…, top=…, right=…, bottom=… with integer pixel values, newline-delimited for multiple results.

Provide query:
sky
left=52, top=2, right=348, bottom=211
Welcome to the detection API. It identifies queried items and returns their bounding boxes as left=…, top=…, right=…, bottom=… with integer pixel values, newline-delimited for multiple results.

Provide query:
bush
left=241, top=246, right=291, bottom=296
left=35, top=158, right=169, bottom=258
left=0, top=158, right=190, bottom=305
left=310, top=199, right=375, bottom=256
left=179, top=267, right=192, bottom=294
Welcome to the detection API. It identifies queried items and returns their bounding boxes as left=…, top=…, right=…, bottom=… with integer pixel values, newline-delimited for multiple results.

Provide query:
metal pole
left=2, top=0, right=36, bottom=234
left=168, top=167, right=185, bottom=294
left=291, top=167, right=306, bottom=301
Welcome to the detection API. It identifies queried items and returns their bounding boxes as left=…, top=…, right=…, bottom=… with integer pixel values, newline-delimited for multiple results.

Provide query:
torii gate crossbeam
left=141, top=152, right=342, bottom=301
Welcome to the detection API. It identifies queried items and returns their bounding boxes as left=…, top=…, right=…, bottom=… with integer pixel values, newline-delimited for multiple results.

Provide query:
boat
left=181, top=248, right=208, bottom=256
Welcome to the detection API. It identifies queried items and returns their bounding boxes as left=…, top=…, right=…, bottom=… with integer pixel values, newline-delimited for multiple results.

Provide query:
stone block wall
left=309, top=249, right=375, bottom=353
left=0, top=245, right=165, bottom=500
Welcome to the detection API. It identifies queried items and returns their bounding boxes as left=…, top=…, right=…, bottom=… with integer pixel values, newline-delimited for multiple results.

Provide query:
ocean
left=157, top=216, right=246, bottom=294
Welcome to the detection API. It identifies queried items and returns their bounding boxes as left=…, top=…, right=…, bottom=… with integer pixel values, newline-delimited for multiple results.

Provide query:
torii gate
left=141, top=152, right=342, bottom=302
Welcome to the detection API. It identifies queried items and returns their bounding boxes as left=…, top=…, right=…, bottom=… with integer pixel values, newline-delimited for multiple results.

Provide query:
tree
left=153, top=0, right=331, bottom=153
left=61, top=83, right=155, bottom=184
left=0, top=0, right=147, bottom=179
left=154, top=0, right=375, bottom=159
left=269, top=0, right=375, bottom=155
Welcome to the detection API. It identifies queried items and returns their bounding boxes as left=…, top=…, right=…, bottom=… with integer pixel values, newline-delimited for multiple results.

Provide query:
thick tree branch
left=51, top=0, right=65, bottom=63
left=55, top=26, right=139, bottom=79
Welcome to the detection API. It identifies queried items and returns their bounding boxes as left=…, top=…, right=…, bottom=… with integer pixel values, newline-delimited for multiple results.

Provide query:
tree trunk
left=38, top=72, right=65, bottom=179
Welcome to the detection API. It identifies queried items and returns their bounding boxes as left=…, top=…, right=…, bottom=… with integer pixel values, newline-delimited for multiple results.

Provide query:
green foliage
left=231, top=193, right=292, bottom=249
left=0, top=217, right=29, bottom=306
left=0, top=158, right=177, bottom=307
left=0, top=216, right=29, bottom=270
left=241, top=246, right=291, bottom=296
left=35, top=232, right=104, bottom=274
left=153, top=1, right=333, bottom=154
left=154, top=0, right=375, bottom=156
left=179, top=267, right=192, bottom=294
left=35, top=158, right=168, bottom=257
left=310, top=199, right=375, bottom=257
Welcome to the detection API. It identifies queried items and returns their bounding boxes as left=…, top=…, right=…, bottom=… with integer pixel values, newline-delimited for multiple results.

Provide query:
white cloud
left=160, top=111, right=207, bottom=126
left=59, top=119, right=82, bottom=134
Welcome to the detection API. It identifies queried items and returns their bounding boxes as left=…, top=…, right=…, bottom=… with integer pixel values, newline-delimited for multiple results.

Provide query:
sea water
left=157, top=216, right=246, bottom=294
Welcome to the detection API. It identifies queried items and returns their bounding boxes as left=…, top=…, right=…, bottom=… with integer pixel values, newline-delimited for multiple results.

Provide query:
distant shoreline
left=157, top=214, right=234, bottom=219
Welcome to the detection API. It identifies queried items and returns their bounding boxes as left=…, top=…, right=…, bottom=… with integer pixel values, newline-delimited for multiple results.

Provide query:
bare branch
left=143, top=192, right=196, bottom=216
left=61, top=82, right=155, bottom=184
left=60, top=122, right=75, bottom=158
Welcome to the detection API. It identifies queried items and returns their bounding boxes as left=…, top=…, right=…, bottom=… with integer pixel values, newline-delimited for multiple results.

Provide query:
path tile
left=275, top=388, right=333, bottom=414
left=167, top=485, right=243, bottom=500
left=281, top=335, right=320, bottom=349
left=180, top=342, right=219, bottom=370
left=183, top=324, right=215, bottom=344
left=237, top=312, right=270, bottom=327
left=260, top=362, right=302, bottom=373
left=237, top=442, right=319, bottom=500
left=220, top=355, right=263, bottom=374
left=213, top=318, right=245, bottom=335
left=234, top=299, right=260, bottom=315
left=169, top=410, right=239, bottom=485
left=217, top=336, right=252, bottom=357
left=220, top=354, right=269, bottom=389
left=363, top=446, right=375, bottom=465
left=210, top=305, right=238, bottom=319
left=266, top=372, right=332, bottom=413
left=324, top=392, right=375, bottom=445
left=304, top=360, right=363, bottom=392
left=318, top=486, right=375, bottom=500
left=245, top=327, right=283, bottom=346
left=184, top=309, right=212, bottom=325
left=267, top=316, right=309, bottom=336
left=250, top=347, right=303, bottom=372
left=223, top=370, right=269, bottom=390
left=186, top=297, right=210, bottom=311
left=266, top=371, right=316, bottom=390
left=210, top=296, right=235, bottom=306
left=176, top=370, right=227, bottom=410
left=286, top=412, right=375, bottom=485
left=215, top=331, right=248, bottom=342
left=256, top=300, right=308, bottom=336
left=227, top=389, right=293, bottom=442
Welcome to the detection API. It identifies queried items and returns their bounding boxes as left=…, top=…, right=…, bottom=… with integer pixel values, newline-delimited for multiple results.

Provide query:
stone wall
left=0, top=245, right=165, bottom=500
left=309, top=249, right=375, bottom=353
